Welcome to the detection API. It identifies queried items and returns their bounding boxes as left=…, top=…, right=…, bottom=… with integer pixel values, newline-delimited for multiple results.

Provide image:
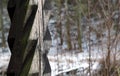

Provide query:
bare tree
left=0, top=0, right=6, bottom=47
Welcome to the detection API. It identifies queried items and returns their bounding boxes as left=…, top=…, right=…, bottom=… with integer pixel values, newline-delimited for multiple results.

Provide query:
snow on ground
left=48, top=44, right=103, bottom=76
left=0, top=42, right=103, bottom=76
left=0, top=48, right=11, bottom=72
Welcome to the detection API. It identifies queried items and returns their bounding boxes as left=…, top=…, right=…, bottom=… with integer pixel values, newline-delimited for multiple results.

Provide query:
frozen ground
left=48, top=49, right=102, bottom=76
left=48, top=39, right=120, bottom=76
left=0, top=47, right=11, bottom=73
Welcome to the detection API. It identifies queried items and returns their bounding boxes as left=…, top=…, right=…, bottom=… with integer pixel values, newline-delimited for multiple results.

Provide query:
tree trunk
left=76, top=0, right=82, bottom=52
left=0, top=0, right=6, bottom=47
left=65, top=1, right=72, bottom=50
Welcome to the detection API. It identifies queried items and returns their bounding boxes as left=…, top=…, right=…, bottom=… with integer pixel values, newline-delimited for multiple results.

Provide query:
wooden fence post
left=7, top=0, right=38, bottom=76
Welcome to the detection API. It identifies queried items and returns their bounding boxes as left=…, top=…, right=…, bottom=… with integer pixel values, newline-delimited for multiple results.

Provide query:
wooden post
left=7, top=0, right=52, bottom=76
left=0, top=0, right=6, bottom=47
left=7, top=0, right=38, bottom=75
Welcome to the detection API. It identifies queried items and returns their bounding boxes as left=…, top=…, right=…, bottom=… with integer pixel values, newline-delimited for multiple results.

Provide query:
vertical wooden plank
left=7, top=0, right=38, bottom=76
left=7, top=0, right=52, bottom=75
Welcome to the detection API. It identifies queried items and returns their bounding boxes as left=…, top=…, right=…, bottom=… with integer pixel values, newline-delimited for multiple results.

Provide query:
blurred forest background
left=0, top=0, right=9, bottom=49
left=48, top=0, right=120, bottom=76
